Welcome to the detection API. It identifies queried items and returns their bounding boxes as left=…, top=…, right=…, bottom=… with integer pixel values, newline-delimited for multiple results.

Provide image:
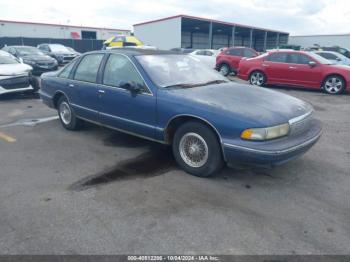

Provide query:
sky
left=0, top=0, right=349, bottom=35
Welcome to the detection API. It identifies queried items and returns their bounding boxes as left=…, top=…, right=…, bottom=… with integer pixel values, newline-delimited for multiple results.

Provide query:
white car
left=189, top=49, right=220, bottom=69
left=0, top=50, right=34, bottom=95
left=314, top=51, right=350, bottom=66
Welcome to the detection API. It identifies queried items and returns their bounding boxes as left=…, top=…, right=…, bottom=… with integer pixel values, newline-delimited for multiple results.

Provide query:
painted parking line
left=0, top=132, right=16, bottom=143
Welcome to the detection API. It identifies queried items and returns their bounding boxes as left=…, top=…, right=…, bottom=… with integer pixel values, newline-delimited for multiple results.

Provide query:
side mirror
left=120, top=81, right=143, bottom=94
left=309, top=61, right=317, bottom=67
left=336, top=57, right=342, bottom=61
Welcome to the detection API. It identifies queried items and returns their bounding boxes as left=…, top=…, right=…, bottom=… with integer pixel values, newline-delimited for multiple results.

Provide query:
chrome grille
left=289, top=111, right=313, bottom=135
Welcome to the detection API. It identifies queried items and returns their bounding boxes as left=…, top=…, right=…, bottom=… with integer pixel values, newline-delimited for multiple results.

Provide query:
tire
left=57, top=96, right=83, bottom=130
left=323, top=75, right=345, bottom=94
left=30, top=76, right=40, bottom=93
left=249, top=71, right=266, bottom=87
left=219, top=64, right=230, bottom=76
left=172, top=121, right=224, bottom=177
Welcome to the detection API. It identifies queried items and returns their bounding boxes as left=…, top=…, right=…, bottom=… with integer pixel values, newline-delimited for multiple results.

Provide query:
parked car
left=170, top=48, right=195, bottom=54
left=314, top=51, right=350, bottom=66
left=190, top=49, right=220, bottom=57
left=37, top=44, right=79, bottom=65
left=321, top=46, right=350, bottom=59
left=39, top=49, right=322, bottom=177
left=0, top=50, right=36, bottom=95
left=103, top=36, right=143, bottom=49
left=216, top=47, right=259, bottom=76
left=189, top=49, right=220, bottom=69
left=2, top=45, right=58, bottom=76
left=238, top=50, right=350, bottom=94
left=66, top=46, right=81, bottom=56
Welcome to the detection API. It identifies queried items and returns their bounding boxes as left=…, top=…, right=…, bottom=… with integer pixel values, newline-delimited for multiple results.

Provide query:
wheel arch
left=53, top=91, right=69, bottom=109
left=163, top=114, right=226, bottom=159
left=321, top=73, right=347, bottom=89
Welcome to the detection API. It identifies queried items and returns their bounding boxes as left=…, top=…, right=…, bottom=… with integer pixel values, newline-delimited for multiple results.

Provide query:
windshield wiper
left=197, top=80, right=228, bottom=86
left=163, top=80, right=227, bottom=89
left=163, top=83, right=198, bottom=89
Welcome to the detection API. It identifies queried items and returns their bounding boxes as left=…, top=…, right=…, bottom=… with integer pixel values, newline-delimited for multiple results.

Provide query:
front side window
left=74, top=54, right=104, bottom=83
left=243, top=49, right=256, bottom=58
left=266, top=53, right=288, bottom=63
left=103, top=54, right=145, bottom=90
left=287, top=54, right=310, bottom=64
left=58, top=60, right=77, bottom=78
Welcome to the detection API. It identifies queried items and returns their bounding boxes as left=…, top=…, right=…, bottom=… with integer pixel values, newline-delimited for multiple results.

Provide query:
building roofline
left=0, top=19, right=130, bottom=32
left=133, top=14, right=289, bottom=34
left=291, top=33, right=350, bottom=37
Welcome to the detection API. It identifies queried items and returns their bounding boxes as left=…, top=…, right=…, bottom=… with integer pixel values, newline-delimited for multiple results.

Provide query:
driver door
left=97, top=54, right=157, bottom=139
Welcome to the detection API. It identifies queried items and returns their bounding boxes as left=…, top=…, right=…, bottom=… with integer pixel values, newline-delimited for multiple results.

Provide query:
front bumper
left=0, top=75, right=34, bottom=95
left=0, top=84, right=34, bottom=95
left=222, top=118, right=322, bottom=167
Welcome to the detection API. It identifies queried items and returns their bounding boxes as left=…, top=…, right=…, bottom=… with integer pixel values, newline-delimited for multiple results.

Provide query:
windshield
left=16, top=47, right=44, bottom=56
left=50, top=44, right=70, bottom=52
left=307, top=52, right=333, bottom=64
left=136, top=54, right=228, bottom=88
left=0, top=54, right=19, bottom=64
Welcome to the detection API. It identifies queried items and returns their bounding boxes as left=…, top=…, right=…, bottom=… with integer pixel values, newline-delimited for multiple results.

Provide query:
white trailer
left=289, top=34, right=350, bottom=50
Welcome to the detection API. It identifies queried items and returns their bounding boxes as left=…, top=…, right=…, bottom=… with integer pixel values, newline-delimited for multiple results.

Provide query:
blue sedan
left=39, top=49, right=322, bottom=177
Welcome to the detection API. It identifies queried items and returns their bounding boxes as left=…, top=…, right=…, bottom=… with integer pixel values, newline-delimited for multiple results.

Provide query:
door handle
left=289, top=66, right=297, bottom=69
left=98, top=90, right=105, bottom=94
left=262, top=64, right=269, bottom=67
left=68, top=83, right=74, bottom=87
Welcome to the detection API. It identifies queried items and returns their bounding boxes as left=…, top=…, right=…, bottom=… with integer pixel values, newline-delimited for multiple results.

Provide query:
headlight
left=241, top=123, right=290, bottom=141
left=23, top=60, right=36, bottom=65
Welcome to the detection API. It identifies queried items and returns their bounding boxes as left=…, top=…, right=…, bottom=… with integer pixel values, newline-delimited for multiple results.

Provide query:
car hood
left=162, top=82, right=313, bottom=126
left=20, top=55, right=55, bottom=62
left=0, top=63, right=32, bottom=75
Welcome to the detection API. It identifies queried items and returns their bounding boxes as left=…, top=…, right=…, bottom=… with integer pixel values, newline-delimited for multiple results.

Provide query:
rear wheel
left=172, top=121, right=224, bottom=177
left=219, top=64, right=230, bottom=76
left=323, top=75, right=345, bottom=94
left=249, top=71, right=266, bottom=86
left=57, top=96, right=83, bottom=130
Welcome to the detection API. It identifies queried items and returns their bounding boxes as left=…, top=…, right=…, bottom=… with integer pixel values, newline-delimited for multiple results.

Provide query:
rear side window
left=266, top=53, right=288, bottom=63
left=103, top=54, right=145, bottom=90
left=58, top=60, right=77, bottom=78
left=226, top=48, right=243, bottom=56
left=74, top=54, right=104, bottom=83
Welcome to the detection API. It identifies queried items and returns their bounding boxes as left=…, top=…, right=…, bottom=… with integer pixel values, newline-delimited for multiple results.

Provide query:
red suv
left=238, top=50, right=350, bottom=94
left=216, top=47, right=259, bottom=76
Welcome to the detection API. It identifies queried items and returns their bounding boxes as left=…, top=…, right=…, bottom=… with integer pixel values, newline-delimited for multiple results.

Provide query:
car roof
left=85, top=48, right=179, bottom=56
left=6, top=45, right=38, bottom=49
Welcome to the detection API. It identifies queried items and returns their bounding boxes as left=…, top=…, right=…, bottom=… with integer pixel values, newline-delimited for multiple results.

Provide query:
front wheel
left=57, top=96, right=83, bottom=130
left=249, top=71, right=266, bottom=86
left=172, top=121, right=224, bottom=177
left=323, top=75, right=345, bottom=94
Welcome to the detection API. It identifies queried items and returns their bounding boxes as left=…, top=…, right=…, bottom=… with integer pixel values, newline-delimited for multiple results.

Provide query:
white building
left=0, top=20, right=131, bottom=40
left=134, top=14, right=289, bottom=51
left=289, top=34, right=350, bottom=50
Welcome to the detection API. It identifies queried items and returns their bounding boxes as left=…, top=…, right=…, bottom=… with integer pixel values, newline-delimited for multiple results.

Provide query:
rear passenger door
left=97, top=54, right=157, bottom=139
left=69, top=53, right=105, bottom=122
left=226, top=48, right=243, bottom=70
left=263, top=52, right=290, bottom=84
